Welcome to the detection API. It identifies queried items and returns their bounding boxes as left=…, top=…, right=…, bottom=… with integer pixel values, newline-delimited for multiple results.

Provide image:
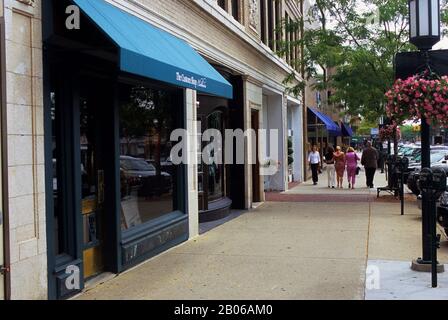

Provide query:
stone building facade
left=1, top=0, right=47, bottom=299
left=0, top=0, right=304, bottom=299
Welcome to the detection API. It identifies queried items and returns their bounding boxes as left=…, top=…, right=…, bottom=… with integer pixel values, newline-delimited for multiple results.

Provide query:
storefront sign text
left=176, top=72, right=207, bottom=89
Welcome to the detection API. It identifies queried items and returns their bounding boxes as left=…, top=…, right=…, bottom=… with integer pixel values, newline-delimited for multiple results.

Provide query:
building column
left=3, top=0, right=46, bottom=300
left=243, top=77, right=263, bottom=209
left=289, top=100, right=303, bottom=183
left=184, top=89, right=199, bottom=239
left=263, top=90, right=287, bottom=192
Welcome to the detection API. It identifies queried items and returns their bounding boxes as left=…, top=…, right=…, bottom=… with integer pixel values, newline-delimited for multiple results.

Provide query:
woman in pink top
left=345, top=147, right=360, bottom=189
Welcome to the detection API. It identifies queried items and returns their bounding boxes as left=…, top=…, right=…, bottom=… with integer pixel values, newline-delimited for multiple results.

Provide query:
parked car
left=146, top=157, right=174, bottom=176
left=431, top=164, right=448, bottom=237
left=120, top=156, right=172, bottom=197
left=399, top=144, right=448, bottom=163
left=437, top=190, right=448, bottom=237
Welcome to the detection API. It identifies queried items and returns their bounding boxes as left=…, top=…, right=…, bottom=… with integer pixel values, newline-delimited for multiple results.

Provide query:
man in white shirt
left=308, top=145, right=321, bottom=185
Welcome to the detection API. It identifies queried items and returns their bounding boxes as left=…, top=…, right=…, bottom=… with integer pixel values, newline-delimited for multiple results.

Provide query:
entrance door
left=251, top=110, right=261, bottom=203
left=79, top=82, right=107, bottom=279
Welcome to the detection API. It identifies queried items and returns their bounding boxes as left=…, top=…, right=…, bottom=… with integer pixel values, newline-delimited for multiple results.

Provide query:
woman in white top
left=308, top=145, right=321, bottom=185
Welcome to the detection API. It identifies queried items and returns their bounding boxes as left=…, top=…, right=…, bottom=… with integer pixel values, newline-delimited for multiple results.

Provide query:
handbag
left=356, top=166, right=361, bottom=175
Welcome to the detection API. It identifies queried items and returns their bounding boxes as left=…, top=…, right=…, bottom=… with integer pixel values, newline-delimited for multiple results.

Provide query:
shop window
left=119, top=85, right=184, bottom=231
left=206, top=111, right=225, bottom=201
left=51, top=91, right=67, bottom=255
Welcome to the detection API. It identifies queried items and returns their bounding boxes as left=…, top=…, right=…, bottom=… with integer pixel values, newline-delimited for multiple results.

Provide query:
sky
left=434, top=38, right=448, bottom=49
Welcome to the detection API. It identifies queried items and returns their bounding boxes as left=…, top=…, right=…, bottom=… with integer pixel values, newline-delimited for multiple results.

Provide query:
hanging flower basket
left=385, top=72, right=448, bottom=127
left=379, top=123, right=401, bottom=142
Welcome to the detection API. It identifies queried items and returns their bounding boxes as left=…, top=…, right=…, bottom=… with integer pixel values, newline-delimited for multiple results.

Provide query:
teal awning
left=73, top=0, right=233, bottom=99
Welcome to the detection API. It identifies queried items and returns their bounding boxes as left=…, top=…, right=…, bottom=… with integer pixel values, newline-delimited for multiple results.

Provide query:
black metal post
left=430, top=196, right=438, bottom=287
left=420, top=118, right=431, bottom=263
left=400, top=169, right=405, bottom=216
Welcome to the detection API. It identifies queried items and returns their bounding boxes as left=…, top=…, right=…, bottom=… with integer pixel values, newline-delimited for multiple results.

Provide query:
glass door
left=80, top=86, right=106, bottom=280
left=197, top=116, right=207, bottom=211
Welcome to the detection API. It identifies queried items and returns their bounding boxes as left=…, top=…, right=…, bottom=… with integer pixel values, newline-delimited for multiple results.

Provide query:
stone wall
left=3, top=0, right=46, bottom=299
left=116, top=0, right=301, bottom=92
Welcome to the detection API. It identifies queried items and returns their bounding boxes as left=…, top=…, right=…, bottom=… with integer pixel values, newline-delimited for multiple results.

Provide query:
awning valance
left=308, top=107, right=341, bottom=136
left=73, top=0, right=233, bottom=99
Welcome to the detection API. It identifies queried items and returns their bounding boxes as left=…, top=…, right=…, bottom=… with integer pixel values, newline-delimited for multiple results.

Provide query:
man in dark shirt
left=361, top=141, right=379, bottom=188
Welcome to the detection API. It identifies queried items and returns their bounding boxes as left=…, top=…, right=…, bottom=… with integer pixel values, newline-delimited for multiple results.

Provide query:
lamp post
left=408, top=0, right=443, bottom=272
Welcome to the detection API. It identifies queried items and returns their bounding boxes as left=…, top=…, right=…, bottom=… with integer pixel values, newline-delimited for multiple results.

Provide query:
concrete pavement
left=75, top=170, right=448, bottom=300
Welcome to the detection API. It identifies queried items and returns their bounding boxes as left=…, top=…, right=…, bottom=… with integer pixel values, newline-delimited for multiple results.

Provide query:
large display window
left=119, top=84, right=185, bottom=231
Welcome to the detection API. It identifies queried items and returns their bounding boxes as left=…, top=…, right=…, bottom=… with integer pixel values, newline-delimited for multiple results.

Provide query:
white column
left=184, top=89, right=199, bottom=239
left=281, top=94, right=288, bottom=191
left=265, top=93, right=287, bottom=191
left=291, top=104, right=303, bottom=182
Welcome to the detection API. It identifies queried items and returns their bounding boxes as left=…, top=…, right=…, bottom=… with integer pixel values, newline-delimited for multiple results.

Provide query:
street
left=76, top=171, right=448, bottom=300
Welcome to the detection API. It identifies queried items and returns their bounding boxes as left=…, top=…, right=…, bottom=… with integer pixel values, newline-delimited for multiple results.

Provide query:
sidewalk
left=75, top=170, right=448, bottom=300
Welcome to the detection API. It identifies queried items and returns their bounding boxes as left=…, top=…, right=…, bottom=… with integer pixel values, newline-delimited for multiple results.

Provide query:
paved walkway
left=76, top=170, right=448, bottom=300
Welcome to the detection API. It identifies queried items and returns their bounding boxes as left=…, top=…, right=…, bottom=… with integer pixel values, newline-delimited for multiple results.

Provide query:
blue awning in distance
left=341, top=122, right=354, bottom=137
left=308, top=107, right=342, bottom=136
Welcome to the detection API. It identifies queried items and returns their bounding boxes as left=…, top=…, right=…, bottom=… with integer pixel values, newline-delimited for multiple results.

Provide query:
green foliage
left=287, top=137, right=294, bottom=165
left=400, top=125, right=420, bottom=140
left=357, top=118, right=378, bottom=136
left=279, top=0, right=448, bottom=123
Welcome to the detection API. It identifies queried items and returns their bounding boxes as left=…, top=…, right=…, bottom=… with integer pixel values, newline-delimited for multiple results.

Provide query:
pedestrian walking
left=345, top=147, right=360, bottom=189
left=333, top=146, right=346, bottom=189
left=324, top=146, right=336, bottom=188
left=361, top=141, right=379, bottom=188
left=308, top=145, right=321, bottom=185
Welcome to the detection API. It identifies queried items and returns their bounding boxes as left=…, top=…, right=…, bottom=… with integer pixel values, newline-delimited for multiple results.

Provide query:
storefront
left=307, top=107, right=342, bottom=159
left=341, top=122, right=354, bottom=148
left=196, top=72, right=246, bottom=221
left=43, top=0, right=232, bottom=299
left=197, top=94, right=232, bottom=222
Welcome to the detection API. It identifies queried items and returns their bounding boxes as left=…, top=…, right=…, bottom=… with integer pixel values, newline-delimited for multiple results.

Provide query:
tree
left=280, top=0, right=448, bottom=122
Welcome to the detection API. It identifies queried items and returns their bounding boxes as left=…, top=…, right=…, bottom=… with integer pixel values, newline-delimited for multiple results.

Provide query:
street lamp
left=408, top=0, right=444, bottom=275
left=409, top=0, right=441, bottom=51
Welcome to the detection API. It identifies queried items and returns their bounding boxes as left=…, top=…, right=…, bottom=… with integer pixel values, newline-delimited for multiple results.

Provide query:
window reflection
left=119, top=85, right=182, bottom=231
left=207, top=111, right=225, bottom=201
